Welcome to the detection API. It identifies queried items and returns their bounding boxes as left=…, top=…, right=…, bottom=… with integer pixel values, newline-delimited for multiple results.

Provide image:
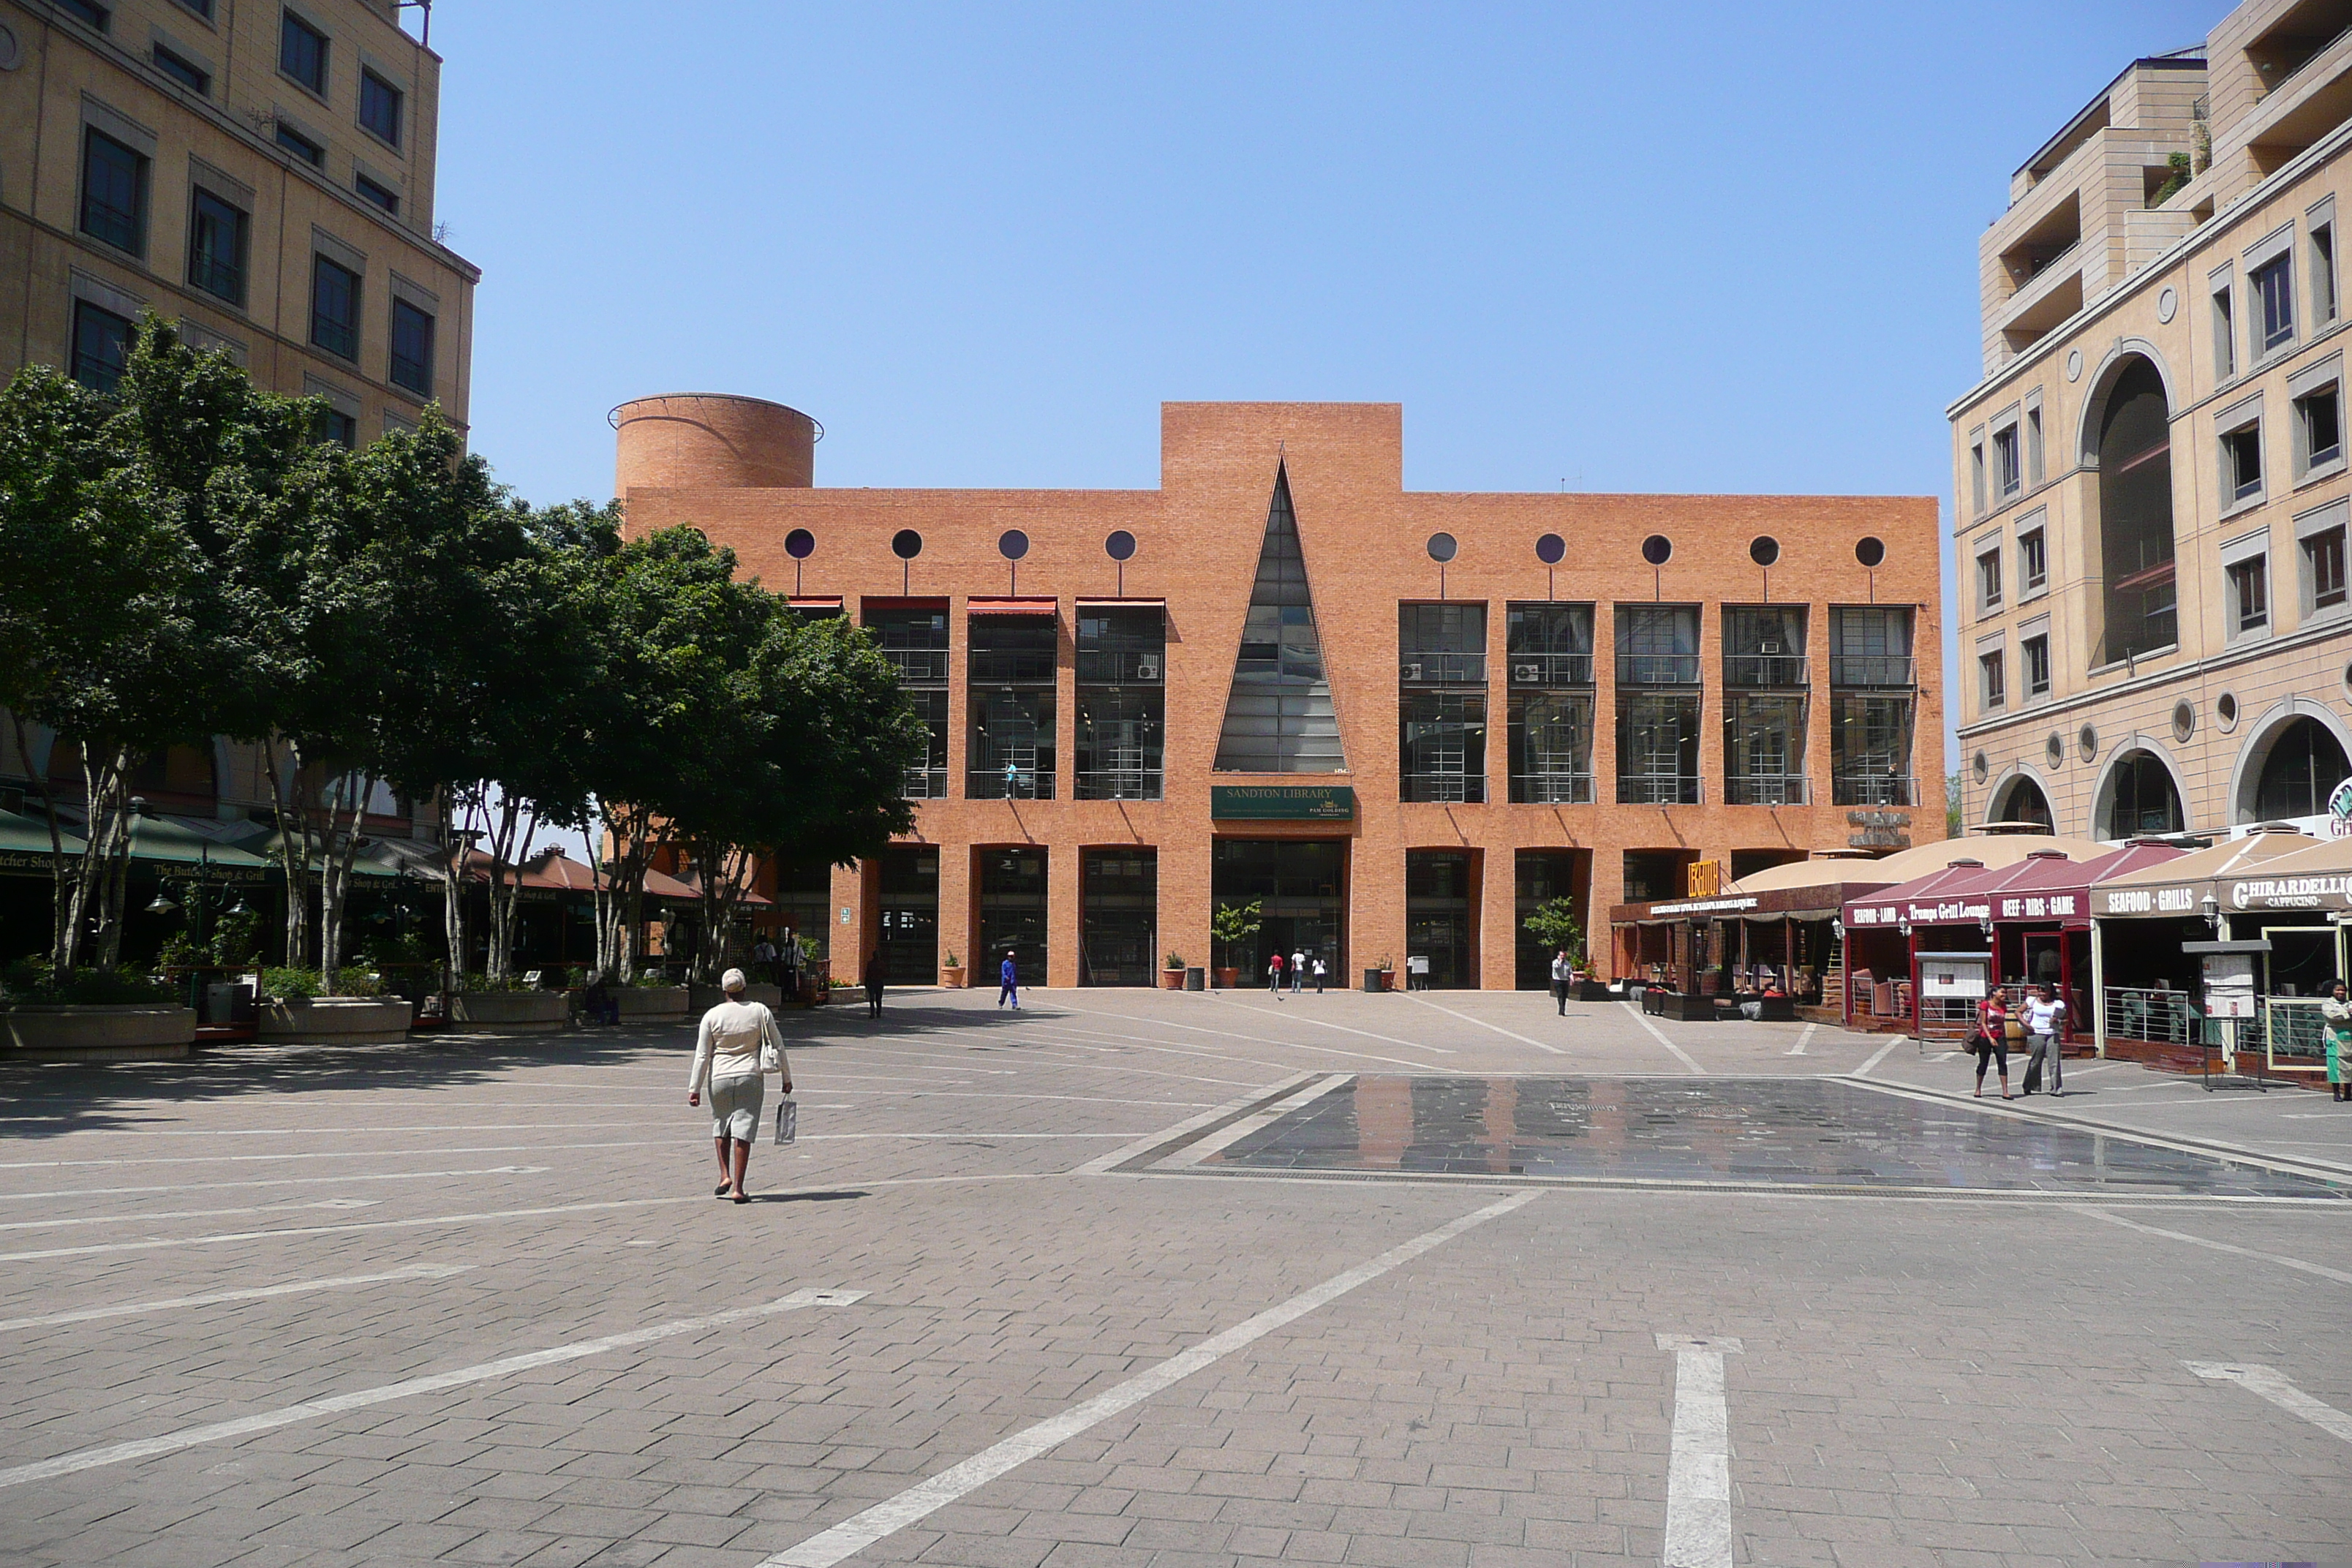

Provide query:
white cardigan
left=687, top=999, right=786, bottom=1093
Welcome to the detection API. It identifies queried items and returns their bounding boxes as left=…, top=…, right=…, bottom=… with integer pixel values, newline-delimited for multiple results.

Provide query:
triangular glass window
left=1213, top=464, right=1348, bottom=773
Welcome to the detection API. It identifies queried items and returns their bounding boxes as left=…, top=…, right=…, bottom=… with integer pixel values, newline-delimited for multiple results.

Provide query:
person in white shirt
left=1550, top=951, right=1572, bottom=1016
left=1290, top=949, right=1306, bottom=994
left=686, top=968, right=789, bottom=1203
left=2024, top=984, right=2068, bottom=1096
left=1312, top=955, right=1326, bottom=994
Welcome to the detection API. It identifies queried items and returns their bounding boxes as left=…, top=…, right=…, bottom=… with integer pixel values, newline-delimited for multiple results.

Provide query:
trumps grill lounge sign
left=1846, top=897, right=1992, bottom=927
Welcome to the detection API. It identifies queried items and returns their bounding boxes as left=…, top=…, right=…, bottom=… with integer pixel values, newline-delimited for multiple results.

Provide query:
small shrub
left=455, top=972, right=532, bottom=992
left=262, top=966, right=321, bottom=1000
left=2, top=960, right=176, bottom=1005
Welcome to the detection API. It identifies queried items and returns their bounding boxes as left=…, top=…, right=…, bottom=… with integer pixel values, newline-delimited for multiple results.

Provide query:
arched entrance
left=1989, top=773, right=2054, bottom=830
left=2100, top=749, right=2184, bottom=837
left=2089, top=356, right=2176, bottom=664
left=2253, top=716, right=2352, bottom=821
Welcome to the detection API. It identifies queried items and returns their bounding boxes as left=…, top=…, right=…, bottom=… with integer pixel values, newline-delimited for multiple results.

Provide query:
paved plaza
left=1, top=991, right=2348, bottom=1568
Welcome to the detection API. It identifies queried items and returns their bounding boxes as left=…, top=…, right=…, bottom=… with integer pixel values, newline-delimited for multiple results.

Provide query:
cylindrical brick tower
left=611, top=393, right=819, bottom=493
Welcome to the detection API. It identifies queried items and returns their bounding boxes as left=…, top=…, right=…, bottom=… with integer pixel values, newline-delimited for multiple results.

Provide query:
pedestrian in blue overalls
left=998, top=950, right=1019, bottom=1009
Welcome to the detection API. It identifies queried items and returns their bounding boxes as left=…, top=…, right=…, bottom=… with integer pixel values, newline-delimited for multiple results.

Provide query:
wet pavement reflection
left=1203, top=1077, right=2351, bottom=1199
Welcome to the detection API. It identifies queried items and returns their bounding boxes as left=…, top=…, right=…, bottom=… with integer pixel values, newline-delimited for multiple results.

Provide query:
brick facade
left=617, top=397, right=1943, bottom=990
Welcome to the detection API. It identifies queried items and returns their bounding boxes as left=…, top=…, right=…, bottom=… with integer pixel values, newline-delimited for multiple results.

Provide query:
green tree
left=1210, top=899, right=1263, bottom=973
left=1520, top=898, right=1585, bottom=966
left=1947, top=772, right=1964, bottom=837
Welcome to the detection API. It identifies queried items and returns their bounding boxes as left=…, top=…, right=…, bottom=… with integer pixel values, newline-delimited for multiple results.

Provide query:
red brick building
left=614, top=396, right=1944, bottom=990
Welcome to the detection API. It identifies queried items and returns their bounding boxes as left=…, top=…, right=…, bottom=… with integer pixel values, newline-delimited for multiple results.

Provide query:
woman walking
left=2024, top=984, right=2068, bottom=1098
left=1972, top=991, right=2012, bottom=1099
left=686, top=968, right=789, bottom=1204
left=2323, top=980, right=2351, bottom=1101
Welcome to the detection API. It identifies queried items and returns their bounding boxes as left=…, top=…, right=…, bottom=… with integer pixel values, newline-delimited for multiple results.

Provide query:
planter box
left=1161, top=968, right=1185, bottom=990
left=616, top=987, right=689, bottom=1022
left=257, top=997, right=413, bottom=1045
left=450, top=990, right=570, bottom=1034
left=941, top=967, right=967, bottom=989
left=1570, top=979, right=1614, bottom=1001
left=1640, top=990, right=1716, bottom=1022
left=1, top=1004, right=197, bottom=1060
left=688, top=983, right=785, bottom=1011
left=1214, top=968, right=1240, bottom=990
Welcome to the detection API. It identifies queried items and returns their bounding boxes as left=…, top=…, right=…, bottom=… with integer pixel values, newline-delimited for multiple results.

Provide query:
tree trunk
left=482, top=793, right=535, bottom=985
left=64, top=745, right=136, bottom=974
left=598, top=801, right=660, bottom=984
left=439, top=786, right=475, bottom=990
left=315, top=784, right=366, bottom=987
left=262, top=738, right=314, bottom=968
left=15, top=716, right=76, bottom=983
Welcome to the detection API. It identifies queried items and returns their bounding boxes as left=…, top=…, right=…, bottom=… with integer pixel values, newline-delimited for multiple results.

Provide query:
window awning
left=1075, top=597, right=1166, bottom=608
left=788, top=595, right=843, bottom=611
left=968, top=597, right=1058, bottom=616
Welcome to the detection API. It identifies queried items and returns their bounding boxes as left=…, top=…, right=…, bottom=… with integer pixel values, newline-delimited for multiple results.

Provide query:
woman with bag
left=686, top=967, right=790, bottom=1205
left=1972, top=992, right=2012, bottom=1099
left=2322, top=980, right=2351, bottom=1102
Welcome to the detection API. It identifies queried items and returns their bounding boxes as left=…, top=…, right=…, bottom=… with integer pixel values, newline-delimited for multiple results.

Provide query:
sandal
left=714, top=1183, right=734, bottom=1197
left=732, top=1191, right=750, bottom=1205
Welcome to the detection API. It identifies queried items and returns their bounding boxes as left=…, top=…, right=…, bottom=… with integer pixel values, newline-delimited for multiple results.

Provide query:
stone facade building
left=1952, top=0, right=2352, bottom=843
left=615, top=396, right=1941, bottom=990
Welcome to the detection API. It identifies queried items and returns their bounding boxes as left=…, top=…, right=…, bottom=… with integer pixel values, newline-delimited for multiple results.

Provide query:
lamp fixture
left=145, top=891, right=178, bottom=916
left=2199, top=892, right=2221, bottom=934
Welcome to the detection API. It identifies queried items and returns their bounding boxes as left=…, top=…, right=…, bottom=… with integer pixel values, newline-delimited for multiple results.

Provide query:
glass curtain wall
left=1615, top=606, right=1701, bottom=804
left=1214, top=465, right=1347, bottom=772
left=865, top=605, right=950, bottom=798
left=976, top=848, right=1048, bottom=982
left=969, top=613, right=1057, bottom=799
left=1723, top=607, right=1808, bottom=805
left=1400, top=603, right=1487, bottom=802
left=1076, top=606, right=1165, bottom=799
left=1505, top=603, right=1594, bottom=803
left=1080, top=849, right=1157, bottom=985
left=1829, top=607, right=1917, bottom=807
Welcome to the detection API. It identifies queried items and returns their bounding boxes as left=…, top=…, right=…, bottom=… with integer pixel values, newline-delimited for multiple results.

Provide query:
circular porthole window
left=2078, top=723, right=2099, bottom=761
left=2067, top=348, right=2084, bottom=382
left=2046, top=734, right=2065, bottom=767
left=1535, top=532, right=1566, bottom=565
left=1427, top=532, right=1458, bottom=563
left=783, top=528, right=815, bottom=560
left=1640, top=535, right=1673, bottom=566
left=998, top=529, right=1030, bottom=561
left=2342, top=660, right=2352, bottom=698
left=0, top=24, right=20, bottom=71
left=1749, top=535, right=1780, bottom=567
left=1104, top=529, right=1137, bottom=562
left=2172, top=701, right=2195, bottom=742
left=2157, top=286, right=2179, bottom=323
left=1855, top=537, right=1885, bottom=568
left=1972, top=751, right=1989, bottom=783
left=2217, top=692, right=2240, bottom=731
left=890, top=529, right=923, bottom=560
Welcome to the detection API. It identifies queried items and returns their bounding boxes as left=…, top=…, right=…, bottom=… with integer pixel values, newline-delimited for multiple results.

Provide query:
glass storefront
left=1080, top=848, right=1157, bottom=985
left=1211, top=839, right=1345, bottom=977
left=876, top=845, right=938, bottom=984
left=1406, top=849, right=1477, bottom=989
left=977, top=847, right=1049, bottom=984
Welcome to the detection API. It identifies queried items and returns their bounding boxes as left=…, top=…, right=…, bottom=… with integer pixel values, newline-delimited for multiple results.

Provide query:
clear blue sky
left=428, top=1, right=2228, bottom=748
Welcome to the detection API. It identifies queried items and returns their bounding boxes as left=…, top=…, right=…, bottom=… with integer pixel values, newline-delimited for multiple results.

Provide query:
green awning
left=0, top=808, right=83, bottom=873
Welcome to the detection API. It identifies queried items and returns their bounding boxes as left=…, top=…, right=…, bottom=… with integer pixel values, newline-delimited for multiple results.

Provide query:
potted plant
left=1162, top=951, right=1185, bottom=990
left=255, top=965, right=413, bottom=1044
left=1379, top=955, right=1397, bottom=992
left=1210, top=900, right=1262, bottom=990
left=941, top=951, right=965, bottom=988
left=0, top=962, right=197, bottom=1061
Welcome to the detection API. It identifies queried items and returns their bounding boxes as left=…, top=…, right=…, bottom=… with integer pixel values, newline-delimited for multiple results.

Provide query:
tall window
left=2214, top=284, right=2237, bottom=378
left=1615, top=606, right=1700, bottom=804
left=2253, top=253, right=2295, bottom=354
left=2297, top=382, right=2342, bottom=474
left=1505, top=603, right=1592, bottom=804
left=2104, top=751, right=2182, bottom=837
left=389, top=299, right=434, bottom=395
left=280, top=9, right=328, bottom=94
left=2255, top=719, right=2352, bottom=820
left=1400, top=603, right=1486, bottom=802
left=2026, top=406, right=2044, bottom=486
left=186, top=189, right=247, bottom=305
left=1975, top=547, right=2002, bottom=613
left=864, top=605, right=948, bottom=797
left=70, top=301, right=130, bottom=393
left=1970, top=439, right=1986, bottom=514
left=359, top=69, right=403, bottom=146
left=2315, top=223, right=2340, bottom=325
left=79, top=128, right=148, bottom=255
left=2223, top=423, right=2264, bottom=503
left=1828, top=606, right=1913, bottom=688
left=1993, top=425, right=2021, bottom=499
left=2094, top=356, right=2177, bottom=663
left=2306, top=524, right=2348, bottom=611
left=969, top=611, right=1056, bottom=799
left=2022, top=634, right=2051, bottom=697
left=1076, top=605, right=1164, bottom=799
left=1725, top=695, right=1806, bottom=804
left=2230, top=556, right=2269, bottom=633
left=310, top=255, right=360, bottom=360
left=1978, top=650, right=2006, bottom=711
left=2019, top=527, right=2047, bottom=595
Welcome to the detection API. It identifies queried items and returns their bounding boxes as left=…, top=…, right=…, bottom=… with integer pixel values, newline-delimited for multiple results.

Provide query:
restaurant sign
left=1646, top=895, right=1760, bottom=916
left=1847, top=897, right=1991, bottom=927
left=2228, top=874, right=2352, bottom=911
left=2097, top=884, right=2200, bottom=915
left=1994, top=893, right=2079, bottom=920
left=1210, top=785, right=1357, bottom=821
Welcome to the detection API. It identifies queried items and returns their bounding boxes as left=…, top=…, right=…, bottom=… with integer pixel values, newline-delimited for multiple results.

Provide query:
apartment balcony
left=2234, top=14, right=2352, bottom=181
left=1723, top=654, right=1809, bottom=689
left=1503, top=652, right=1594, bottom=687
left=1828, top=655, right=1916, bottom=688
left=1616, top=653, right=1701, bottom=686
left=1399, top=654, right=1486, bottom=686
left=1994, top=250, right=2086, bottom=360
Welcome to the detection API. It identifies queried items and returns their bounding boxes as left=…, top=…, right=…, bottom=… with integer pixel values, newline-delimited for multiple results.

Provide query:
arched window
left=2103, top=750, right=2182, bottom=837
left=2094, top=358, right=2176, bottom=663
left=2255, top=717, right=2352, bottom=820
left=46, top=741, right=216, bottom=803
left=1991, top=774, right=2054, bottom=830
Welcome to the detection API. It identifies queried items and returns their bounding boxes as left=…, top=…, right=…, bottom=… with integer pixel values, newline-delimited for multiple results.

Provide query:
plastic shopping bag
left=774, top=1095, right=797, bottom=1145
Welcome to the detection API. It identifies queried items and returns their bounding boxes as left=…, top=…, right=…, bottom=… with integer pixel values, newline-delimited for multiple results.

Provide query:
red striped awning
left=968, top=597, right=1057, bottom=615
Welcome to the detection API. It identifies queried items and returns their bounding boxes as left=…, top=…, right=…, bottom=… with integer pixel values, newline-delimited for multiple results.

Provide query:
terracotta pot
left=1161, top=968, right=1184, bottom=990
left=1213, top=967, right=1240, bottom=990
left=1380, top=970, right=1398, bottom=992
left=941, top=966, right=966, bottom=989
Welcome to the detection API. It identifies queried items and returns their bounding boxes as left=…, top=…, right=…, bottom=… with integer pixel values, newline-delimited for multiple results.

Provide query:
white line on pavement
left=0, top=1140, right=676, bottom=1173
left=1157, top=1077, right=1346, bottom=1170
left=1784, top=1023, right=1817, bottom=1057
left=0, top=1196, right=381, bottom=1233
left=0, top=1164, right=549, bottom=1203
left=1209, top=997, right=1460, bottom=1055
left=760, top=1190, right=1545, bottom=1568
left=1852, top=1037, right=1907, bottom=1077
left=0, top=1288, right=867, bottom=1489
left=2081, top=1207, right=2352, bottom=1285
left=1028, top=1006, right=1451, bottom=1072
left=1401, top=994, right=1567, bottom=1055
left=2185, top=1362, right=2352, bottom=1446
left=0, top=1263, right=475, bottom=1333
left=1620, top=1003, right=1705, bottom=1075
left=1070, top=1073, right=1325, bottom=1176
left=1656, top=1334, right=1742, bottom=1568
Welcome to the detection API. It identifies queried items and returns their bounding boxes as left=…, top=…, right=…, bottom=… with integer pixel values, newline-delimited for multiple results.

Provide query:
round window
left=890, top=529, right=924, bottom=560
left=998, top=529, right=1030, bottom=561
left=1536, top=532, right=1566, bottom=565
left=2217, top=692, right=2240, bottom=731
left=2172, top=701, right=2195, bottom=742
left=1749, top=536, right=1780, bottom=567
left=2078, top=723, right=2099, bottom=761
left=1855, top=537, right=1886, bottom=568
left=2046, top=734, right=2065, bottom=767
left=1972, top=751, right=1989, bottom=783
left=1427, top=532, right=1458, bottom=563
left=1104, top=529, right=1137, bottom=562
left=1640, top=535, right=1673, bottom=566
left=783, top=528, right=815, bottom=560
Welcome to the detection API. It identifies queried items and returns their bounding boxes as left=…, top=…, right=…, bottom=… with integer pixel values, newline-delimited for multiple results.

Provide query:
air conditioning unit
left=1401, top=662, right=1423, bottom=682
left=1136, top=655, right=1160, bottom=680
left=1760, top=641, right=1781, bottom=655
left=1513, top=663, right=1542, bottom=683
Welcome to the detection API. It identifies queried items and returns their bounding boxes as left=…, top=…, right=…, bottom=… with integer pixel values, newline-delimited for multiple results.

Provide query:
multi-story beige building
left=1952, top=0, right=2352, bottom=843
left=0, top=0, right=474, bottom=440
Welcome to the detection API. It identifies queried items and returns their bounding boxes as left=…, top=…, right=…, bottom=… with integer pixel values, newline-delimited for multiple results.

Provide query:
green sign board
left=1210, top=785, right=1357, bottom=821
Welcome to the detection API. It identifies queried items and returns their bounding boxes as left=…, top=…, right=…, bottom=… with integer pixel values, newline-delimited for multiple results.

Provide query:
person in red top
left=1972, top=992, right=2013, bottom=1099
left=1267, top=951, right=1286, bottom=998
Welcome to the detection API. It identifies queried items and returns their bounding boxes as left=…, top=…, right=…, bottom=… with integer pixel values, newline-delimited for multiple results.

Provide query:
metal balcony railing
left=1618, top=773, right=1702, bottom=805
left=1725, top=774, right=1812, bottom=807
left=968, top=768, right=1055, bottom=800
left=900, top=766, right=949, bottom=800
left=1828, top=655, right=1915, bottom=688
left=1723, top=655, right=1809, bottom=689
left=1832, top=774, right=1918, bottom=807
left=969, top=650, right=1056, bottom=684
left=883, top=649, right=950, bottom=684
left=1075, top=649, right=1164, bottom=685
left=1402, top=773, right=1487, bottom=804
left=1074, top=769, right=1164, bottom=801
left=1503, top=653, right=1594, bottom=687
left=1509, top=772, right=1594, bottom=804
left=2103, top=985, right=2205, bottom=1047
left=1399, top=654, right=1487, bottom=686
left=1616, top=653, right=1702, bottom=686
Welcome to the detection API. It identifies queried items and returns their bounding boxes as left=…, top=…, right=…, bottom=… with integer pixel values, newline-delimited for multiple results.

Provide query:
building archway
left=2231, top=700, right=2352, bottom=823
left=2093, top=743, right=2185, bottom=838
left=2080, top=352, right=2177, bottom=666
left=1986, top=769, right=2056, bottom=830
